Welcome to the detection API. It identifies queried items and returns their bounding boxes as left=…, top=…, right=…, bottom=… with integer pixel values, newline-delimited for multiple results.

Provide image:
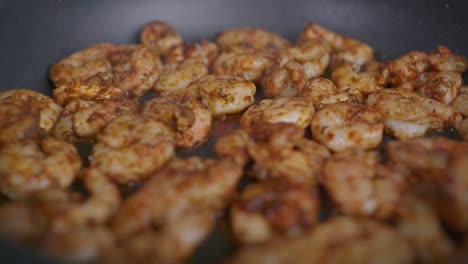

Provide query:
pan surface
left=0, top=0, right=467, bottom=263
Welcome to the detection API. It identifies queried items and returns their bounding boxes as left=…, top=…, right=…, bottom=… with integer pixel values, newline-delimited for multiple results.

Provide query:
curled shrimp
left=140, top=21, right=183, bottom=57
left=241, top=97, right=314, bottom=128
left=0, top=137, right=81, bottom=199
left=90, top=114, right=175, bottom=183
left=261, top=57, right=307, bottom=98
left=379, top=51, right=429, bottom=87
left=331, top=61, right=384, bottom=94
left=311, top=102, right=384, bottom=152
left=387, top=137, right=468, bottom=231
left=451, top=85, right=468, bottom=117
left=53, top=98, right=139, bottom=142
left=196, top=75, right=256, bottom=116
left=142, top=94, right=212, bottom=148
left=227, top=216, right=414, bottom=264
left=428, top=45, right=468, bottom=72
left=414, top=71, right=462, bottom=104
left=230, top=180, right=319, bottom=244
left=112, top=157, right=242, bottom=238
left=0, top=89, right=62, bottom=143
left=215, top=129, right=251, bottom=166
left=367, top=88, right=462, bottom=139
left=153, top=58, right=208, bottom=93
left=323, top=149, right=406, bottom=219
left=165, top=40, right=219, bottom=65
left=288, top=38, right=331, bottom=78
left=216, top=28, right=290, bottom=53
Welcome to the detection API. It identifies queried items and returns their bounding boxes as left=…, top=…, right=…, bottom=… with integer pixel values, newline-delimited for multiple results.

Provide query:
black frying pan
left=0, top=0, right=467, bottom=263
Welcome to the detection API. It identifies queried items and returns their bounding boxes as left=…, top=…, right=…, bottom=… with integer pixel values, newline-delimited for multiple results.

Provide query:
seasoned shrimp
left=215, top=129, right=250, bottom=166
left=311, top=102, right=383, bottom=152
left=53, top=98, right=139, bottom=142
left=366, top=88, right=462, bottom=139
left=0, top=138, right=81, bottom=199
left=241, top=97, right=314, bottom=128
left=52, top=44, right=162, bottom=105
left=212, top=49, right=274, bottom=83
left=288, top=38, right=331, bottom=78
left=216, top=28, right=290, bottom=52
left=379, top=51, right=428, bottom=87
left=140, top=21, right=183, bottom=57
left=153, top=59, right=208, bottom=93
left=261, top=57, right=307, bottom=98
left=231, top=180, right=319, bottom=244
left=165, top=40, right=219, bottom=65
left=0, top=89, right=62, bottom=143
left=102, top=212, right=214, bottom=264
left=428, top=45, right=468, bottom=72
left=414, top=71, right=462, bottom=104
left=395, top=195, right=455, bottom=264
left=387, top=137, right=468, bottom=231
left=331, top=61, right=383, bottom=94
left=142, top=94, right=211, bottom=148
left=227, top=216, right=413, bottom=264
left=197, top=75, right=256, bottom=116
left=90, top=114, right=175, bottom=183
left=246, top=123, right=331, bottom=183
left=323, top=150, right=406, bottom=219
left=112, top=157, right=242, bottom=238
left=450, top=85, right=468, bottom=116
left=298, top=23, right=374, bottom=68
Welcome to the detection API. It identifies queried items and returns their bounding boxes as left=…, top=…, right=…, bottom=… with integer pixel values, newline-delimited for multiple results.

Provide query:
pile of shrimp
left=0, top=20, right=467, bottom=264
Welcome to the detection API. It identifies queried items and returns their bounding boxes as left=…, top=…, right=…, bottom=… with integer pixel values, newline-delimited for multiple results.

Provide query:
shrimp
left=323, top=150, right=406, bottom=219
left=395, top=195, right=455, bottom=264
left=0, top=137, right=81, bottom=199
left=142, top=94, right=211, bottom=148
left=246, top=123, right=330, bottom=183
left=212, top=49, right=274, bottom=83
left=379, top=51, right=429, bottom=87
left=153, top=59, right=208, bottom=93
left=0, top=89, right=62, bottom=143
left=331, top=61, right=384, bottom=94
left=450, top=85, right=468, bottom=117
left=215, top=129, right=250, bottom=166
left=227, top=216, right=414, bottom=264
left=298, top=23, right=374, bottom=68
left=414, top=71, right=462, bottom=104
left=241, top=97, right=314, bottom=128
left=288, top=38, right=331, bottom=78
left=53, top=98, right=139, bottom=142
left=196, top=75, right=256, bottom=116
left=51, top=44, right=162, bottom=105
left=366, top=88, right=462, bottom=139
left=386, top=137, right=468, bottom=231
left=111, top=157, right=243, bottom=238
left=140, top=21, right=183, bottom=57
left=230, top=180, right=319, bottom=244
left=428, top=45, right=468, bottom=72
left=311, top=102, right=384, bottom=152
left=90, top=114, right=175, bottom=183
left=216, top=28, right=290, bottom=53
left=261, top=57, right=307, bottom=98
left=165, top=40, right=219, bottom=65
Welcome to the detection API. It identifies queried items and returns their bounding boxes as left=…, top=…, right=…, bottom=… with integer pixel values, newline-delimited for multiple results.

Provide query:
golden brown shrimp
left=0, top=137, right=81, bottom=199
left=196, top=75, right=256, bottom=116
left=53, top=98, right=139, bottom=142
left=323, top=150, right=406, bottom=219
left=331, top=61, right=384, bottom=94
left=387, top=137, right=468, bottom=231
left=90, top=114, right=175, bottom=183
left=216, top=27, right=290, bottom=53
left=0, top=89, right=62, bottom=143
left=142, top=94, right=211, bottom=148
left=414, top=71, right=462, bottom=104
left=428, top=45, right=468, bottom=72
left=261, top=57, right=307, bottom=98
left=450, top=85, right=468, bottom=117
left=112, top=157, right=242, bottom=238
left=165, top=40, right=219, bottom=65
left=288, top=38, right=331, bottom=78
left=366, top=88, right=462, bottom=139
left=215, top=129, right=250, bottom=166
left=140, top=21, right=183, bottom=57
left=311, top=102, right=384, bottom=152
left=230, top=180, right=319, bottom=244
left=379, top=51, right=428, bottom=87
left=153, top=58, right=208, bottom=93
left=241, top=97, right=314, bottom=128
left=227, top=216, right=414, bottom=264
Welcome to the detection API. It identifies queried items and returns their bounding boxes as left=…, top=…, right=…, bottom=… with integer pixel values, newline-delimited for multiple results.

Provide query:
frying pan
left=0, top=0, right=467, bottom=263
